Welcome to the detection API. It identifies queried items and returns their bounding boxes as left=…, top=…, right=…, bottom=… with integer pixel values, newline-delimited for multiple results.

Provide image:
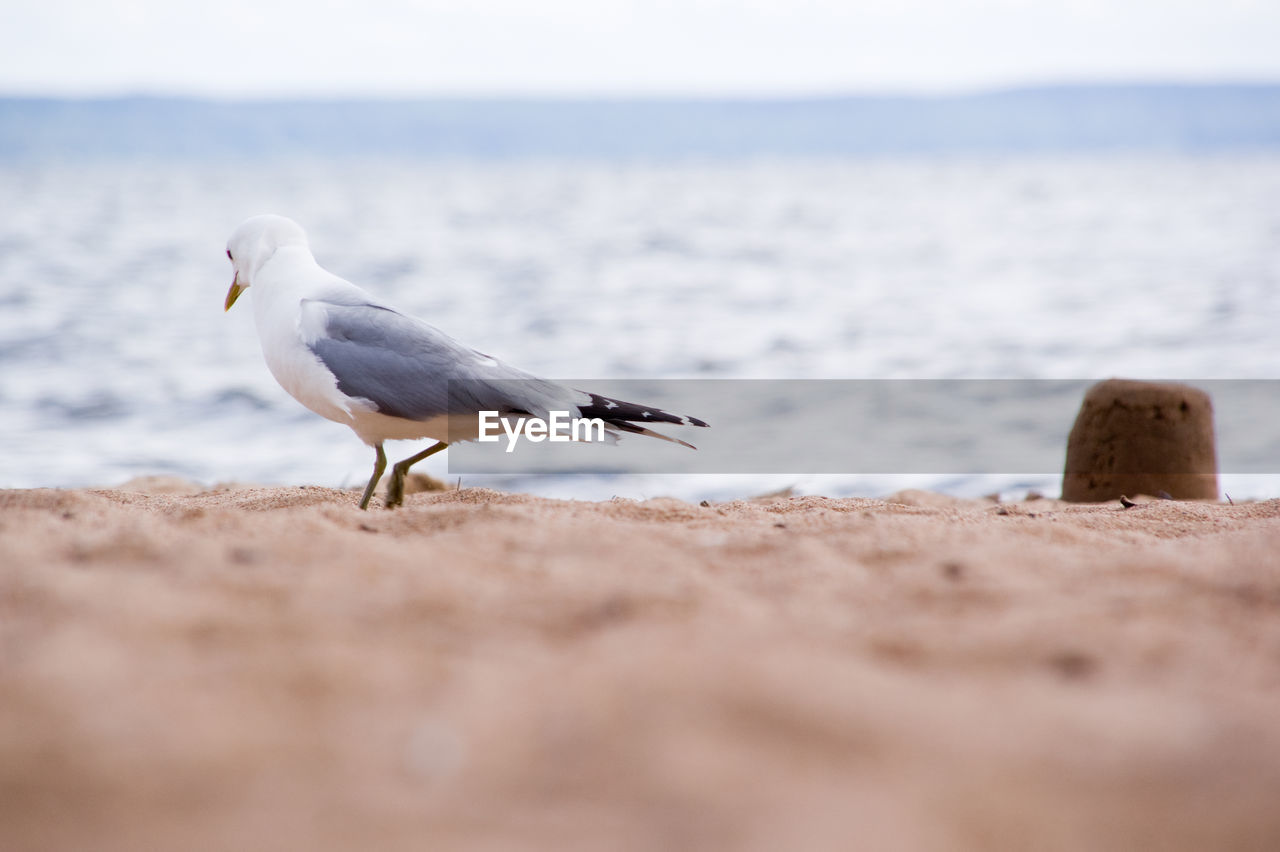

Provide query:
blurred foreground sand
left=3, top=483, right=1280, bottom=851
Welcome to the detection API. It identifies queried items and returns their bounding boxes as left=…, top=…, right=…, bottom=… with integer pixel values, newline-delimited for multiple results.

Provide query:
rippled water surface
left=3, top=155, right=1279, bottom=499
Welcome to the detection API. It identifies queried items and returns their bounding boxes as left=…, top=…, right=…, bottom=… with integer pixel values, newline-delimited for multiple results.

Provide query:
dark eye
left=227, top=249, right=233, bottom=260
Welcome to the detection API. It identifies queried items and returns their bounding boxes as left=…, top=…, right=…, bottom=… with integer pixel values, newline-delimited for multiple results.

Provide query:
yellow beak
left=224, top=276, right=245, bottom=311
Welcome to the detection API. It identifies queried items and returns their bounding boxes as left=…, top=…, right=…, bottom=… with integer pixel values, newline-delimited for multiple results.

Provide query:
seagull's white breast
left=250, top=250, right=368, bottom=428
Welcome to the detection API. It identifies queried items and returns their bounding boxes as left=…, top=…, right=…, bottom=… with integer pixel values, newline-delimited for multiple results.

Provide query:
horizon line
left=4, top=77, right=1280, bottom=104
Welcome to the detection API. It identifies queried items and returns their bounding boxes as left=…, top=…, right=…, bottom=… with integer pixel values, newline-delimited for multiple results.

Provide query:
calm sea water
left=3, top=155, right=1280, bottom=500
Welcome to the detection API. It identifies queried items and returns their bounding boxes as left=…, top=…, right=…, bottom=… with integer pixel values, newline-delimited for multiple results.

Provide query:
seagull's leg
left=357, top=444, right=387, bottom=511
left=385, top=441, right=450, bottom=509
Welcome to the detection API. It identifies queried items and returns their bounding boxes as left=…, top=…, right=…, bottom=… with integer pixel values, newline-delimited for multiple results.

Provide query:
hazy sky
left=3, top=0, right=1279, bottom=97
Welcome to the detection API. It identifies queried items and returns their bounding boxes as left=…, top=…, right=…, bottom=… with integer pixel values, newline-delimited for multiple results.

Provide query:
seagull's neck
left=258, top=246, right=322, bottom=290
left=265, top=244, right=318, bottom=274
left=250, top=246, right=324, bottom=322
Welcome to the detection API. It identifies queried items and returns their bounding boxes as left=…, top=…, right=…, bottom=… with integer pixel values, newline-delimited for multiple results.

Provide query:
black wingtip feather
left=577, top=392, right=708, bottom=430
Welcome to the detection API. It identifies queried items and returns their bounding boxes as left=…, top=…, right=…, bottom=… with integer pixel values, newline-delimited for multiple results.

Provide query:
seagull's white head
left=224, top=214, right=309, bottom=311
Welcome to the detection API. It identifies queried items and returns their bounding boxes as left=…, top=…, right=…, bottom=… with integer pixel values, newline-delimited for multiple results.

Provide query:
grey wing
left=305, top=300, right=574, bottom=421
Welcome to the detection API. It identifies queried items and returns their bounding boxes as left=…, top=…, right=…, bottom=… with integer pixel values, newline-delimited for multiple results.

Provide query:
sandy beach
left=3, top=482, right=1280, bottom=851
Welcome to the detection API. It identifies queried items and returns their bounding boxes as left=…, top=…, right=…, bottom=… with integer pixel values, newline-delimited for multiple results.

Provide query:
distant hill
left=3, top=84, right=1280, bottom=159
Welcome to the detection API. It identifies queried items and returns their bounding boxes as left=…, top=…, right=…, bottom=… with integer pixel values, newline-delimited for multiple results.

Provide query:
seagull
left=224, top=214, right=707, bottom=509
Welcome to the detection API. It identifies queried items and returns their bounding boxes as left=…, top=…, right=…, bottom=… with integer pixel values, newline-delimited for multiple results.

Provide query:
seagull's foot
left=382, top=442, right=448, bottom=510
left=384, top=470, right=406, bottom=509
